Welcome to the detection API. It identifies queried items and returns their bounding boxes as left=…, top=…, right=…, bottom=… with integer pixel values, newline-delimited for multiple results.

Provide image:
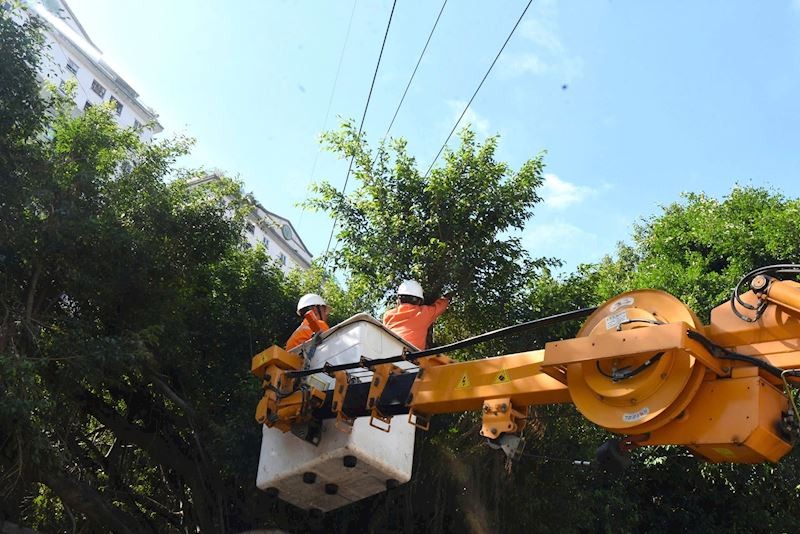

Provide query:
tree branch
left=38, top=468, right=149, bottom=534
left=75, top=387, right=220, bottom=532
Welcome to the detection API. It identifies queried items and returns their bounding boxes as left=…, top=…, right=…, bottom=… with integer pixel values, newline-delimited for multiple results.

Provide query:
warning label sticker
left=622, top=406, right=650, bottom=422
left=605, top=310, right=629, bottom=331
left=609, top=296, right=635, bottom=313
left=493, top=369, right=511, bottom=384
left=456, top=373, right=471, bottom=389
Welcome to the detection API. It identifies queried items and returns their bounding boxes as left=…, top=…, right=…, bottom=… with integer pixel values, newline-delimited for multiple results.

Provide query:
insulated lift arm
left=252, top=266, right=800, bottom=466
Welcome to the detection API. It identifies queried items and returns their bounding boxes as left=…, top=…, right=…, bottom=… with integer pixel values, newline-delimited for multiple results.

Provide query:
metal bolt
left=500, top=403, right=508, bottom=413
left=302, top=472, right=317, bottom=484
left=491, top=427, right=498, bottom=435
left=751, top=275, right=768, bottom=291
left=373, top=377, right=381, bottom=386
left=325, top=483, right=339, bottom=495
left=343, top=455, right=357, bottom=468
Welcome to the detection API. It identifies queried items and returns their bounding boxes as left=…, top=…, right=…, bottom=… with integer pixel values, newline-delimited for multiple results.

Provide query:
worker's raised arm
left=422, top=295, right=449, bottom=322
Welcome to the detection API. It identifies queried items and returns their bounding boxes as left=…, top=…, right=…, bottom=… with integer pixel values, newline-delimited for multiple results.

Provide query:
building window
left=58, top=80, right=68, bottom=94
left=91, top=79, right=106, bottom=97
left=66, top=58, right=79, bottom=74
left=133, top=119, right=142, bottom=130
left=246, top=222, right=255, bottom=234
left=109, top=95, right=123, bottom=116
left=279, top=253, right=287, bottom=266
left=262, top=237, right=270, bottom=248
left=83, top=101, right=92, bottom=111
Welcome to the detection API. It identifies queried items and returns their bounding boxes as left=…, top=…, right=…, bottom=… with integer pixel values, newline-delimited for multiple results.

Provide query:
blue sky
left=66, top=0, right=800, bottom=271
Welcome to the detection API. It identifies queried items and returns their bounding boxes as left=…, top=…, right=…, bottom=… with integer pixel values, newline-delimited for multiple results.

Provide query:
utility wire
left=286, top=306, right=596, bottom=379
left=381, top=0, right=448, bottom=143
left=323, top=0, right=398, bottom=260
left=423, top=0, right=534, bottom=178
left=298, top=0, right=359, bottom=226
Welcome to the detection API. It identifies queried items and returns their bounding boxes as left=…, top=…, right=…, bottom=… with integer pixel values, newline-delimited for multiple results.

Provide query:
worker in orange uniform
left=286, top=293, right=330, bottom=350
left=383, top=280, right=449, bottom=350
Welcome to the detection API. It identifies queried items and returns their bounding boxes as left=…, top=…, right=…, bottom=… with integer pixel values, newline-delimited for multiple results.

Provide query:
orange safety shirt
left=382, top=297, right=449, bottom=350
left=285, top=316, right=330, bottom=351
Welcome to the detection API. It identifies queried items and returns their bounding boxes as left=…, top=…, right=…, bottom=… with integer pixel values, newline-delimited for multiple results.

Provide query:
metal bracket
left=331, top=371, right=354, bottom=432
left=366, top=363, right=403, bottom=432
left=479, top=398, right=526, bottom=439
left=408, top=408, right=431, bottom=431
left=486, top=434, right=526, bottom=461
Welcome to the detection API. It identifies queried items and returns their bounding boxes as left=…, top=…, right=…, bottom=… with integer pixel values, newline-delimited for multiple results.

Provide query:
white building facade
left=26, top=0, right=162, bottom=140
left=191, top=175, right=313, bottom=274
left=245, top=204, right=313, bottom=274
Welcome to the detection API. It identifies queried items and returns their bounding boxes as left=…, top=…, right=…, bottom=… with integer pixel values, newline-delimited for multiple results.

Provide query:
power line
left=423, top=0, right=534, bottom=178
left=298, top=0, right=359, bottom=226
left=323, top=0, right=398, bottom=259
left=381, top=0, right=448, bottom=143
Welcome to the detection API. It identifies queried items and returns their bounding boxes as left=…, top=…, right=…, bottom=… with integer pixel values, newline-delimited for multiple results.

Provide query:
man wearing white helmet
left=383, top=280, right=449, bottom=350
left=285, top=293, right=330, bottom=350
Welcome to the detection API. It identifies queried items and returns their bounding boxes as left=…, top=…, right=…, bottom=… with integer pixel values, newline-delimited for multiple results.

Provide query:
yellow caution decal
left=456, top=373, right=471, bottom=389
left=493, top=369, right=511, bottom=384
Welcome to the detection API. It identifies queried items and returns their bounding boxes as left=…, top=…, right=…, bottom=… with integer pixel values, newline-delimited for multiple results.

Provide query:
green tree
left=309, top=121, right=554, bottom=340
left=1, top=8, right=303, bottom=532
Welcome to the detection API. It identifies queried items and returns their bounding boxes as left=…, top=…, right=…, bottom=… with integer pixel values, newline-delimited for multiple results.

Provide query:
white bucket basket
left=256, top=314, right=418, bottom=511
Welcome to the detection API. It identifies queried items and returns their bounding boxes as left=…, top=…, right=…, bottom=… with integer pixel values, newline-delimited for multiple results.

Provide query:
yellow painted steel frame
left=407, top=286, right=800, bottom=464
left=255, top=282, right=800, bottom=465
left=409, top=349, right=571, bottom=415
left=366, top=363, right=404, bottom=432
left=252, top=345, right=324, bottom=432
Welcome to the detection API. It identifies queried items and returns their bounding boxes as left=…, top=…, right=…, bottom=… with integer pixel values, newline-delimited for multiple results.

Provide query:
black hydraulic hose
left=686, top=330, right=800, bottom=381
left=285, top=306, right=598, bottom=379
left=730, top=264, right=800, bottom=321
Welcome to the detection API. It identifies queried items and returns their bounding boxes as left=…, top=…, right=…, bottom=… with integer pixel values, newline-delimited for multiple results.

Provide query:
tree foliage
left=0, top=9, right=307, bottom=532
left=309, top=121, right=553, bottom=338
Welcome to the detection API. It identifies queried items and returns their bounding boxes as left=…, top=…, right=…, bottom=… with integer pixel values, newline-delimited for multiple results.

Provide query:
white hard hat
left=297, top=293, right=327, bottom=315
left=397, top=280, right=424, bottom=299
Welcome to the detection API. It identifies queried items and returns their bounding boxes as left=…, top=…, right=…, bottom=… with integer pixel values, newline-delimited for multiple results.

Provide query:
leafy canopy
left=309, top=120, right=553, bottom=336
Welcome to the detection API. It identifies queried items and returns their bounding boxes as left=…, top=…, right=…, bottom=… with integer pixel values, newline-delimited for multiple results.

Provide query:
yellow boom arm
left=253, top=277, right=800, bottom=465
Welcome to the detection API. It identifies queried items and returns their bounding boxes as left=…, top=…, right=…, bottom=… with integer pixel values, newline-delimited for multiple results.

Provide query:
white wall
left=29, top=2, right=159, bottom=141
left=244, top=213, right=312, bottom=274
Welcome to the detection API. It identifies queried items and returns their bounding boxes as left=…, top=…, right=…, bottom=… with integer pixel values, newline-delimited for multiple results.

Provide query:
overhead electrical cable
left=298, top=0, right=359, bottom=225
left=323, top=0, right=398, bottom=260
left=381, top=0, right=448, bottom=143
left=423, top=0, right=534, bottom=178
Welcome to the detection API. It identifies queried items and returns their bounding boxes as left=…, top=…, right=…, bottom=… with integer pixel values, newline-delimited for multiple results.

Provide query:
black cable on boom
left=286, top=305, right=596, bottom=379
left=423, top=0, right=535, bottom=178
left=323, top=0, right=398, bottom=259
